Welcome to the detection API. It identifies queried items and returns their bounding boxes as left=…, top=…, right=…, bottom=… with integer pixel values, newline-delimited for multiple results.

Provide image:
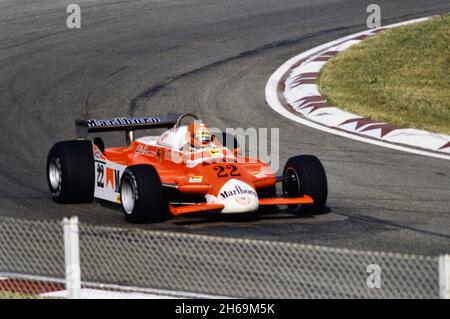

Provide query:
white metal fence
left=0, top=216, right=448, bottom=299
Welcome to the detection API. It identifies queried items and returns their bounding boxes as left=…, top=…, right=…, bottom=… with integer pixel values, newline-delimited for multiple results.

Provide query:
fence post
left=439, top=255, right=450, bottom=299
left=63, top=216, right=81, bottom=299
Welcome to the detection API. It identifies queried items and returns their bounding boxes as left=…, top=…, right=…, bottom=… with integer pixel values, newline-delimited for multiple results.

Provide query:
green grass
left=318, top=14, right=450, bottom=135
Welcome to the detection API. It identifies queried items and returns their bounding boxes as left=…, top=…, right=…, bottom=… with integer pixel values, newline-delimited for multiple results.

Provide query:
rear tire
left=47, top=140, right=95, bottom=203
left=120, top=165, right=169, bottom=223
left=282, top=155, right=327, bottom=213
left=93, top=137, right=105, bottom=153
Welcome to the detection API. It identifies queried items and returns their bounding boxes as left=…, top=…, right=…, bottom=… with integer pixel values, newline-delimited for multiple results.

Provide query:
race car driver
left=183, top=122, right=215, bottom=152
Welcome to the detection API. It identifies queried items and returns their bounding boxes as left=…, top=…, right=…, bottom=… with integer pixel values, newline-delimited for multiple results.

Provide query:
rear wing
left=75, top=115, right=179, bottom=143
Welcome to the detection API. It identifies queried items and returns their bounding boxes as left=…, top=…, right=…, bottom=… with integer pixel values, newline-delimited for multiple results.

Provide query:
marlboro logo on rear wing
left=75, top=115, right=180, bottom=143
left=75, top=115, right=180, bottom=145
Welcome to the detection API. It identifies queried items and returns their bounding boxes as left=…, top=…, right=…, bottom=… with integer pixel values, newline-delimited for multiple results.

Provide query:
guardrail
left=0, top=216, right=448, bottom=299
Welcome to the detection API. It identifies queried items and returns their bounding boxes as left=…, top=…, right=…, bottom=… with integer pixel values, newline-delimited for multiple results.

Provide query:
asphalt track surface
left=0, top=0, right=449, bottom=256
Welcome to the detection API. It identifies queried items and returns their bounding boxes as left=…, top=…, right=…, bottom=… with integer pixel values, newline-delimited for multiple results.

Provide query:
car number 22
left=213, top=164, right=240, bottom=178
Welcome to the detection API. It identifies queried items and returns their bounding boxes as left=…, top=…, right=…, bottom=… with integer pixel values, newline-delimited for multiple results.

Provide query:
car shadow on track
left=96, top=199, right=331, bottom=226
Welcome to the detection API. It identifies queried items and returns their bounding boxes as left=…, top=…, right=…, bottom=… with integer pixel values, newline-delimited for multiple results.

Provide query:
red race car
left=47, top=113, right=327, bottom=223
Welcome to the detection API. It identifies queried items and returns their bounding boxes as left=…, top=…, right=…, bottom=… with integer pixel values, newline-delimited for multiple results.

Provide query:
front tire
left=47, top=140, right=95, bottom=203
left=120, top=165, right=169, bottom=223
left=282, top=155, right=327, bottom=213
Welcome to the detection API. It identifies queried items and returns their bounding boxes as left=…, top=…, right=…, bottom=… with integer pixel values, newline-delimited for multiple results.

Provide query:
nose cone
left=216, top=179, right=259, bottom=213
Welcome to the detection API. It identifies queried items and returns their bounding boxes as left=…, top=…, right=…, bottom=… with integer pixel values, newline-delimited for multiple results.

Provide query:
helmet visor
left=195, top=128, right=211, bottom=145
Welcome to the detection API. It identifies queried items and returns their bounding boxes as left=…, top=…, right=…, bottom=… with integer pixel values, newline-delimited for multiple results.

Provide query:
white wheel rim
left=49, top=158, right=62, bottom=191
left=121, top=177, right=136, bottom=214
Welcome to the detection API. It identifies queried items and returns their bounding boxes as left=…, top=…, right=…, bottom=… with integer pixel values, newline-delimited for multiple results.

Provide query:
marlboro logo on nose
left=220, top=185, right=257, bottom=199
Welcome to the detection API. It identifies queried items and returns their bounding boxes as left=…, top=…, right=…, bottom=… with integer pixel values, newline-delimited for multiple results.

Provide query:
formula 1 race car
left=47, top=113, right=327, bottom=223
